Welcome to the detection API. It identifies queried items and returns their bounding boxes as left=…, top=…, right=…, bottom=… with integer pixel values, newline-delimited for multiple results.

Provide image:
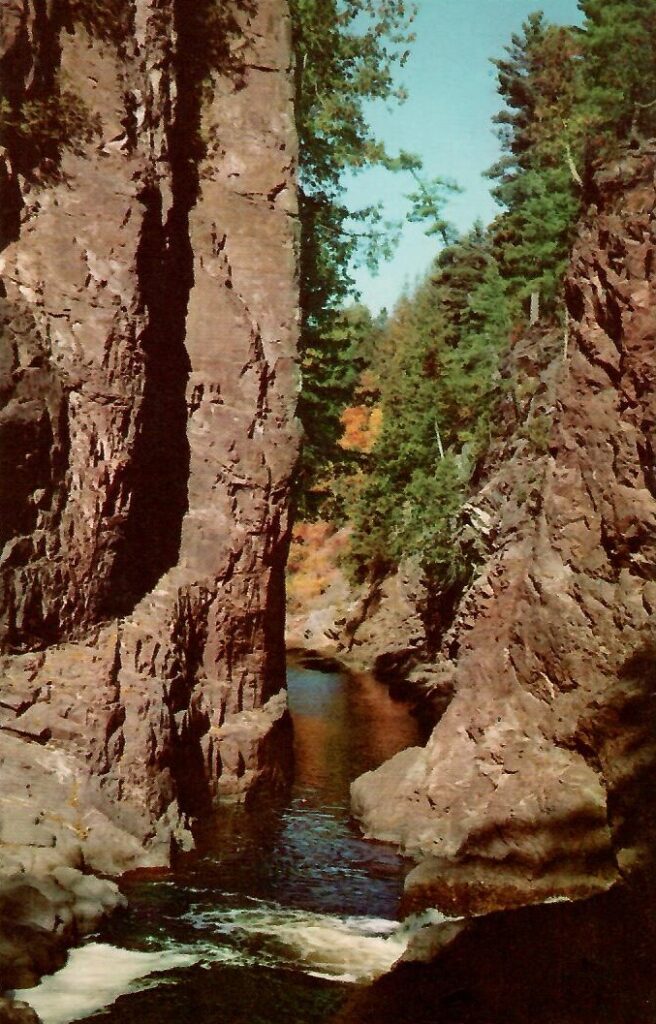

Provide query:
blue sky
left=345, top=0, right=582, bottom=313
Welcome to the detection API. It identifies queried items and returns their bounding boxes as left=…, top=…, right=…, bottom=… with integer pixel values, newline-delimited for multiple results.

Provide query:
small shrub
left=525, top=412, right=552, bottom=454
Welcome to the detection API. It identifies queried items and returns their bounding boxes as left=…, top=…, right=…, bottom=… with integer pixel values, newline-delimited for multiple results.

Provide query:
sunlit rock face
left=0, top=0, right=298, bottom=985
left=352, top=147, right=656, bottom=913
left=285, top=520, right=429, bottom=675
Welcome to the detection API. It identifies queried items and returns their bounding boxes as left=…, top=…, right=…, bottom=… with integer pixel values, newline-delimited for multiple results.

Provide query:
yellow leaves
left=286, top=520, right=351, bottom=610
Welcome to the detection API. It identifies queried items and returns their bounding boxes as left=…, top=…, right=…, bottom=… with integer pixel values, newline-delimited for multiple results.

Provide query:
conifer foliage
left=292, top=2, right=656, bottom=590
left=289, top=0, right=418, bottom=507
left=579, top=0, right=656, bottom=144
left=486, top=13, right=582, bottom=316
left=347, top=227, right=509, bottom=584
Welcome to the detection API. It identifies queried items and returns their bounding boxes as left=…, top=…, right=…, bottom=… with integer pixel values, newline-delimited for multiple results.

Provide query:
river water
left=21, top=662, right=430, bottom=1024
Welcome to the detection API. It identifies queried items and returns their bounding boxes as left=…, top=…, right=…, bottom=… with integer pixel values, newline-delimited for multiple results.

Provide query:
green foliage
left=578, top=0, right=656, bottom=145
left=289, top=0, right=420, bottom=508
left=486, top=2, right=656, bottom=318
left=489, top=14, right=581, bottom=174
left=347, top=227, right=509, bottom=585
left=299, top=303, right=384, bottom=517
left=486, top=14, right=583, bottom=318
left=313, top=1, right=656, bottom=597
left=406, top=173, right=462, bottom=242
left=491, top=164, right=580, bottom=313
left=349, top=451, right=467, bottom=582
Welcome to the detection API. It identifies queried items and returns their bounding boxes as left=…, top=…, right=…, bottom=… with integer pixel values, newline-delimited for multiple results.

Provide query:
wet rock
left=334, top=881, right=656, bottom=1024
left=0, top=998, right=40, bottom=1024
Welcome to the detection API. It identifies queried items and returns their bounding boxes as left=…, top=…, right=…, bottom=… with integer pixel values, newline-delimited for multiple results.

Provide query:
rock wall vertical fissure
left=0, top=4, right=299, bottom=976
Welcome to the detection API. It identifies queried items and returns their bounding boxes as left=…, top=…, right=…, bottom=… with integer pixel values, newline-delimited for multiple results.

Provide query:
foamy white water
left=184, top=902, right=449, bottom=983
left=15, top=905, right=452, bottom=1024
left=15, top=944, right=200, bottom=1024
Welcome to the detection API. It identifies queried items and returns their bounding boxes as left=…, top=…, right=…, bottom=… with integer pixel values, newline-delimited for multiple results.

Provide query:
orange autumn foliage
left=339, top=404, right=382, bottom=453
left=286, top=520, right=350, bottom=610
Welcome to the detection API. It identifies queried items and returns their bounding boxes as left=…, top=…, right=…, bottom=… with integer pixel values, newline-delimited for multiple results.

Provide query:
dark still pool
left=20, top=663, right=427, bottom=1024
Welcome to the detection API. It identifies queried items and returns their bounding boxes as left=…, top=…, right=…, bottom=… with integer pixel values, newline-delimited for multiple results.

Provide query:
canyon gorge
left=1, top=0, right=655, bottom=1022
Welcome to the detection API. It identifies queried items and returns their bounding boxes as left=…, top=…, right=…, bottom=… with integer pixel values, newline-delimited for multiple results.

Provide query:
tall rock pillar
left=0, top=0, right=299, bottom=882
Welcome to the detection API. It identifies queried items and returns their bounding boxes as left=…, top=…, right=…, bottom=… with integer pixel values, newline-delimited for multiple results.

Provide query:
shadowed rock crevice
left=105, top=0, right=256, bottom=617
left=582, top=640, right=656, bottom=878
left=637, top=437, right=656, bottom=500
left=0, top=303, right=71, bottom=650
left=262, top=522, right=295, bottom=703
left=0, top=0, right=299, bottom=993
left=164, top=590, right=215, bottom=819
left=106, top=177, right=192, bottom=616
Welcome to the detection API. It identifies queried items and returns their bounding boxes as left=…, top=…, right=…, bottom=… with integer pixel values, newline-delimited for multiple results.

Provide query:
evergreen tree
left=579, top=0, right=656, bottom=144
left=348, top=228, right=509, bottom=584
left=289, top=0, right=418, bottom=508
left=348, top=283, right=455, bottom=579
left=487, top=14, right=582, bottom=317
left=432, top=223, right=490, bottom=347
left=342, top=3, right=656, bottom=593
left=299, top=302, right=385, bottom=516
left=439, top=247, right=509, bottom=453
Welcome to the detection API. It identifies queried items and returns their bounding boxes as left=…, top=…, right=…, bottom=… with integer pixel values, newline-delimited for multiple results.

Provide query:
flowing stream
left=19, top=661, right=431, bottom=1024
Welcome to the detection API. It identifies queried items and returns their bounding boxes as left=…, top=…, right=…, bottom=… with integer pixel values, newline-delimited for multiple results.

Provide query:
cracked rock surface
left=352, top=148, right=656, bottom=914
left=0, top=0, right=298, bottom=989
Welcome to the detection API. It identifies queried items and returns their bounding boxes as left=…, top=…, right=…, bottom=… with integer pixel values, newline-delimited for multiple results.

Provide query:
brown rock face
left=352, top=148, right=656, bottom=911
left=286, top=522, right=427, bottom=674
left=0, top=0, right=298, bottom=981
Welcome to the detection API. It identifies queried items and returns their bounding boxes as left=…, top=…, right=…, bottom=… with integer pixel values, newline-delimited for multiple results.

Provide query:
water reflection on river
left=22, top=661, right=427, bottom=1024
left=291, top=659, right=423, bottom=810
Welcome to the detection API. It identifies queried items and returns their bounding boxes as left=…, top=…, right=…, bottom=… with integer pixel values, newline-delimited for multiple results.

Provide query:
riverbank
left=12, top=663, right=430, bottom=1024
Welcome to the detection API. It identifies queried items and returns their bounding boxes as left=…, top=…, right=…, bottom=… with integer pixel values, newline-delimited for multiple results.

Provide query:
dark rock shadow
left=335, top=881, right=656, bottom=1024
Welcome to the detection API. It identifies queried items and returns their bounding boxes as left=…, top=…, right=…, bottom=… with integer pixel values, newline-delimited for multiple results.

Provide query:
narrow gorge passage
left=19, top=664, right=432, bottom=1024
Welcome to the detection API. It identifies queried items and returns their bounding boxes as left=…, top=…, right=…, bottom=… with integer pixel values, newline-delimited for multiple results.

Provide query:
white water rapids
left=16, top=903, right=450, bottom=1024
left=13, top=664, right=440, bottom=1024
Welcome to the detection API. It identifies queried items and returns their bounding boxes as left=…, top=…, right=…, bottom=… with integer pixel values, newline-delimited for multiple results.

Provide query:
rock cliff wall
left=0, top=0, right=298, bottom=986
left=352, top=148, right=656, bottom=914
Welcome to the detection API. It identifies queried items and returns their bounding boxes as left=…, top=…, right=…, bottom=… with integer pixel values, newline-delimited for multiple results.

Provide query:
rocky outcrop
left=0, top=998, right=39, bottom=1024
left=286, top=522, right=428, bottom=675
left=352, top=147, right=656, bottom=912
left=335, top=880, right=656, bottom=1024
left=0, top=0, right=298, bottom=987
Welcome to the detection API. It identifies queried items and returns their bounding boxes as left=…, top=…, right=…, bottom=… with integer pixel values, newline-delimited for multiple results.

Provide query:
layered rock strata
left=353, top=148, right=656, bottom=912
left=0, top=0, right=298, bottom=987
